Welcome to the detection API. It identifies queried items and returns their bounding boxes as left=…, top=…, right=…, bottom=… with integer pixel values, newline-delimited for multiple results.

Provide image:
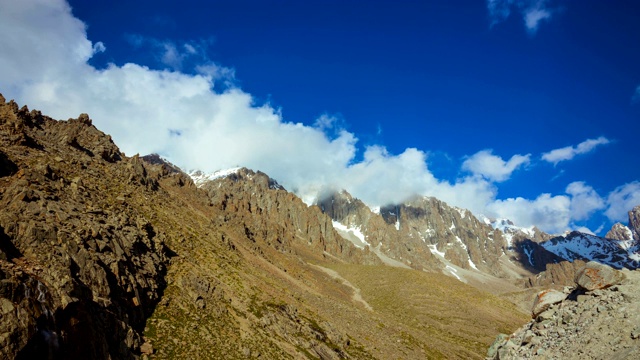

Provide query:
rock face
left=607, top=205, right=640, bottom=242
left=317, top=191, right=443, bottom=271
left=0, top=98, right=171, bottom=359
left=317, top=191, right=567, bottom=283
left=199, top=169, right=380, bottom=265
left=488, top=262, right=640, bottom=360
left=525, top=260, right=587, bottom=288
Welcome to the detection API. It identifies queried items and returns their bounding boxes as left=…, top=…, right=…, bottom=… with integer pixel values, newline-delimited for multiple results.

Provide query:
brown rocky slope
left=0, top=95, right=527, bottom=359
left=488, top=261, right=640, bottom=359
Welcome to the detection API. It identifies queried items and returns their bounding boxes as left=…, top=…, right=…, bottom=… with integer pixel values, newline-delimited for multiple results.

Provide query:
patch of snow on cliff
left=523, top=245, right=534, bottom=267
left=445, top=265, right=461, bottom=280
left=428, top=244, right=446, bottom=258
left=332, top=221, right=370, bottom=249
left=455, top=207, right=467, bottom=219
left=189, top=168, right=241, bottom=186
left=468, top=259, right=479, bottom=271
left=455, top=236, right=467, bottom=251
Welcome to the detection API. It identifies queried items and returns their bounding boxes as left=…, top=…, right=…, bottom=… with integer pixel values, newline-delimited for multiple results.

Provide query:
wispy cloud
left=541, top=136, right=610, bottom=165
left=487, top=0, right=556, bottom=34
left=633, top=85, right=640, bottom=103
left=461, top=149, right=530, bottom=182
left=605, top=182, right=640, bottom=222
left=125, top=34, right=218, bottom=73
left=565, top=181, right=605, bottom=221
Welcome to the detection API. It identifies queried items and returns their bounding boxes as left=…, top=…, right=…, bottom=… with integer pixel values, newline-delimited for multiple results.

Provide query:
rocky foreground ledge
left=488, top=261, right=640, bottom=359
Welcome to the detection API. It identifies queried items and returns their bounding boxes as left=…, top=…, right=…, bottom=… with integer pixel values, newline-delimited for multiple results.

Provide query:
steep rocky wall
left=0, top=96, right=172, bottom=359
left=200, top=170, right=380, bottom=266
left=317, top=191, right=442, bottom=271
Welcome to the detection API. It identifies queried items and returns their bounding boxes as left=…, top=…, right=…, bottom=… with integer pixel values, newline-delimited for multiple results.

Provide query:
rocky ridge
left=0, top=95, right=171, bottom=359
left=487, top=261, right=640, bottom=359
left=315, top=190, right=572, bottom=288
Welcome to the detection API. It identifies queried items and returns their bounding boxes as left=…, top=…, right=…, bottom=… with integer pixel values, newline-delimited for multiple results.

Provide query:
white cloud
left=487, top=0, right=515, bottom=26
left=565, top=181, right=605, bottom=221
left=605, top=182, right=640, bottom=222
left=523, top=2, right=552, bottom=34
left=487, top=193, right=571, bottom=233
left=461, top=149, right=530, bottom=182
left=541, top=136, right=610, bottom=165
left=487, top=0, right=555, bottom=34
left=486, top=181, right=606, bottom=234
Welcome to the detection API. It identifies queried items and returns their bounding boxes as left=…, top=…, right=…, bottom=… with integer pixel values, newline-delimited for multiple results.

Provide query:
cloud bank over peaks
left=541, top=136, right=610, bottom=165
left=462, top=149, right=530, bottom=182
left=486, top=181, right=606, bottom=234
left=0, top=0, right=636, bottom=236
left=487, top=0, right=556, bottom=34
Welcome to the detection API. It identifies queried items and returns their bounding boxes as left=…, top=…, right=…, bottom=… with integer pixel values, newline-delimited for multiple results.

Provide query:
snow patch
left=428, top=244, right=446, bottom=258
left=523, top=245, right=534, bottom=267
left=332, top=220, right=370, bottom=249
left=468, top=259, right=479, bottom=271
left=455, top=207, right=467, bottom=219
left=189, top=168, right=241, bottom=186
left=445, top=265, right=461, bottom=281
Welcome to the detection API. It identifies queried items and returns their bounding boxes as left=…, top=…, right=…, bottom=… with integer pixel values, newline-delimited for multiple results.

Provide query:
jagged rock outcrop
left=0, top=96, right=171, bottom=359
left=487, top=262, right=640, bottom=359
left=200, top=170, right=380, bottom=265
left=317, top=191, right=556, bottom=281
left=317, top=190, right=442, bottom=271
left=387, top=196, right=507, bottom=274
left=607, top=205, right=640, bottom=241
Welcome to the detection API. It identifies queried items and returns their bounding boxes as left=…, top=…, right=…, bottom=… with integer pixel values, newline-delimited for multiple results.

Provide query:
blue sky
left=1, top=0, right=639, bottom=235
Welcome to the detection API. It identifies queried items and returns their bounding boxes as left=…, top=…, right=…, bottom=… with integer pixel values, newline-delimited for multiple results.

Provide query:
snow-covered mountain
left=541, top=231, right=640, bottom=269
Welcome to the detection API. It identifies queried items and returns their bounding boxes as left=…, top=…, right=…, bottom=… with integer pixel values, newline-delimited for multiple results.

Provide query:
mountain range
left=1, top=94, right=639, bottom=359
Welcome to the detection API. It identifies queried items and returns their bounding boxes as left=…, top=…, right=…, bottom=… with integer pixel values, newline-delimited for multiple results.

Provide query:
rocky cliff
left=0, top=95, right=171, bottom=359
left=317, top=190, right=565, bottom=286
left=607, top=205, right=640, bottom=241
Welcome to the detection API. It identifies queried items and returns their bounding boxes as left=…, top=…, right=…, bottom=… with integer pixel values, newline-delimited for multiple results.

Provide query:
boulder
left=575, top=261, right=626, bottom=291
left=532, top=289, right=566, bottom=317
